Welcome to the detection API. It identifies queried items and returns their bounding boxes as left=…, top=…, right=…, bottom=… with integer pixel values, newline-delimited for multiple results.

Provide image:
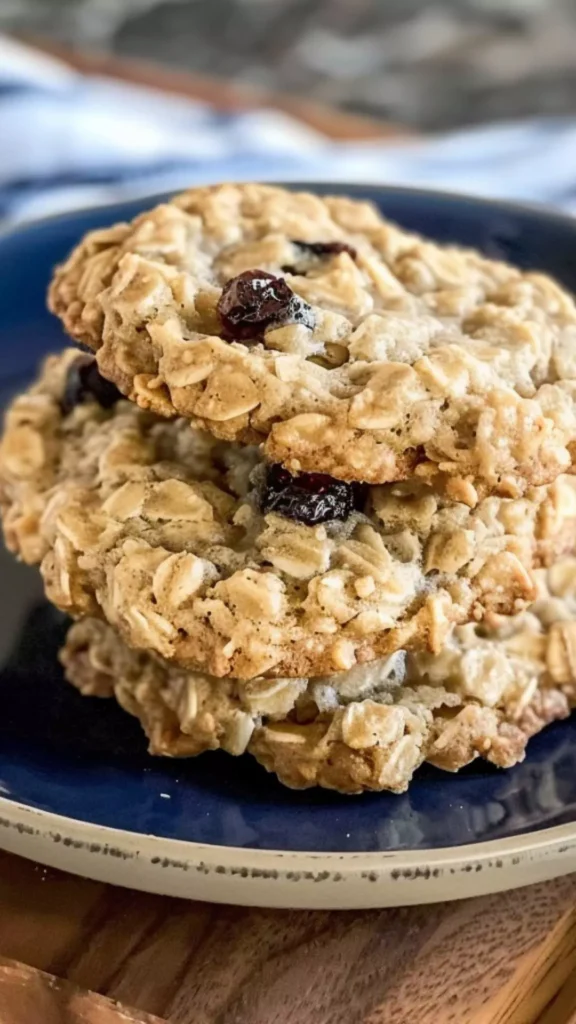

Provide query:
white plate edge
left=0, top=796, right=575, bottom=909
left=2, top=795, right=576, bottom=868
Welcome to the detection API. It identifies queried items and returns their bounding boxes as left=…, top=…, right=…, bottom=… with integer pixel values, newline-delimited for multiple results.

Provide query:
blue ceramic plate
left=1, top=184, right=576, bottom=908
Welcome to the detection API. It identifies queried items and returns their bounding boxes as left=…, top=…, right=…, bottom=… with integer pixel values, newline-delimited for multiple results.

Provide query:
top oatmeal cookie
left=3, top=350, right=576, bottom=680
left=48, top=183, right=576, bottom=493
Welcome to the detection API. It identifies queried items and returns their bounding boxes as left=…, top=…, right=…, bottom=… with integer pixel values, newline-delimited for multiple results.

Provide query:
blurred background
left=2, top=0, right=576, bottom=132
left=4, top=1, right=576, bottom=225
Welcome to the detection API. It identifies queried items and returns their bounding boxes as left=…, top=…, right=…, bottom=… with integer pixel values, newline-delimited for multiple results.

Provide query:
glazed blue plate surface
left=2, top=184, right=576, bottom=856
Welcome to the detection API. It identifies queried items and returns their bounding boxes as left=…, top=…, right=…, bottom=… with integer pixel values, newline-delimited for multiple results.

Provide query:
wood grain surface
left=0, top=958, right=163, bottom=1024
left=0, top=851, right=575, bottom=1023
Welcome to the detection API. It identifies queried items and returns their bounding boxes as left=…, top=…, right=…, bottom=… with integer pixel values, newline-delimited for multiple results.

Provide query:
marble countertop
left=3, top=0, right=576, bottom=133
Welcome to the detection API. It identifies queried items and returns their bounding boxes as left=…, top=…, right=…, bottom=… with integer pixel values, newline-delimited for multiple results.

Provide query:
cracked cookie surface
left=49, top=183, right=576, bottom=493
left=3, top=350, right=576, bottom=680
left=60, top=554, right=576, bottom=793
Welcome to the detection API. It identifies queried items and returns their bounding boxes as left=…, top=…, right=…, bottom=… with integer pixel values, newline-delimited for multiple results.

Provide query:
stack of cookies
left=2, top=182, right=576, bottom=794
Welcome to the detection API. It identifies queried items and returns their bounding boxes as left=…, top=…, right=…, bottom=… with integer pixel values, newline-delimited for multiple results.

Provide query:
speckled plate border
left=1, top=799, right=575, bottom=908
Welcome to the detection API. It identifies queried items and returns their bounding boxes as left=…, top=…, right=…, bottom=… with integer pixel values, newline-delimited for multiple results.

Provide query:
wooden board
left=0, top=958, right=163, bottom=1024
left=0, top=851, right=575, bottom=1023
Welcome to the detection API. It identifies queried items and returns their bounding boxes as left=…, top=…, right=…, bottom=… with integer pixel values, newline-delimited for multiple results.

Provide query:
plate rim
left=2, top=795, right=576, bottom=869
left=2, top=796, right=576, bottom=908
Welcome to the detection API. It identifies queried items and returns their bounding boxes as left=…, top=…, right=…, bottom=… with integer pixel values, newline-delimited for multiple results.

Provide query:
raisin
left=217, top=269, right=314, bottom=342
left=261, top=464, right=363, bottom=525
left=61, top=356, right=123, bottom=415
left=292, top=240, right=357, bottom=260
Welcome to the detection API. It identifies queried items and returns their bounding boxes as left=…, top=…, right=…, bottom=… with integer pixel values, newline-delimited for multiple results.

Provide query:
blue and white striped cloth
left=4, top=34, right=576, bottom=224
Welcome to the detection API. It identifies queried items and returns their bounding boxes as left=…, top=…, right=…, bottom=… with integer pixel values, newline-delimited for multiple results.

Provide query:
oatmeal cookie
left=252, top=559, right=576, bottom=789
left=49, top=183, right=576, bottom=493
left=60, top=555, right=576, bottom=793
left=3, top=351, right=576, bottom=680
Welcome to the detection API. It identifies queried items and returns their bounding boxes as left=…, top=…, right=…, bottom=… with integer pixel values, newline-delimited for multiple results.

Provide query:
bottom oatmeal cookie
left=60, top=559, right=576, bottom=794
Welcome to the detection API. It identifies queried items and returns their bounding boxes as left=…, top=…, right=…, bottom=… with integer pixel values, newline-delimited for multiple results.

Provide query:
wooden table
left=3, top=36, right=576, bottom=1024
left=0, top=851, right=574, bottom=1023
